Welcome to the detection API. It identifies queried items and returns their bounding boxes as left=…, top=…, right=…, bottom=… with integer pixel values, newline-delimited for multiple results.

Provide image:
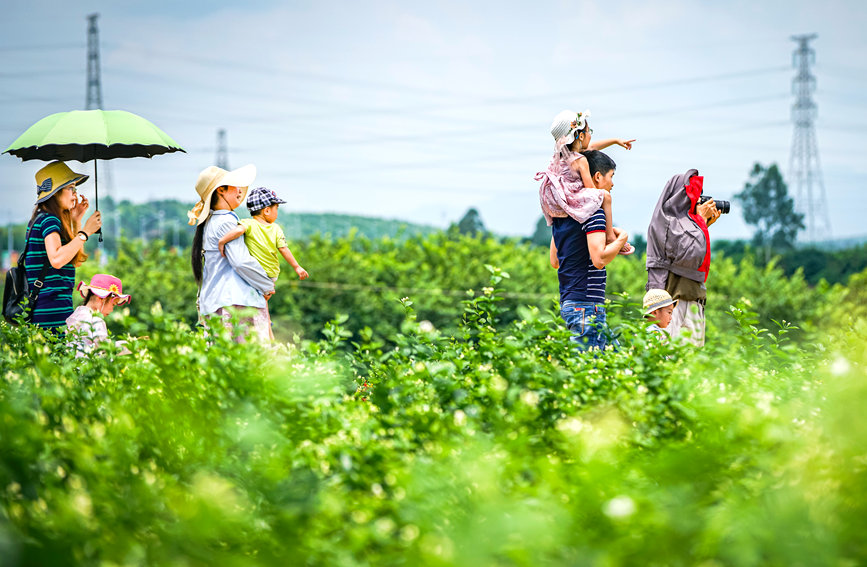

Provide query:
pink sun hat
left=77, top=274, right=131, bottom=305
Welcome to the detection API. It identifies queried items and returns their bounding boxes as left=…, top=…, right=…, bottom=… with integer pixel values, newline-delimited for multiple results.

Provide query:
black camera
left=697, top=195, right=730, bottom=215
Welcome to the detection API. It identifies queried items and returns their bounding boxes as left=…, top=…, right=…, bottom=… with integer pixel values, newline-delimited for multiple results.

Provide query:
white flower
left=603, top=496, right=635, bottom=519
left=520, top=390, right=539, bottom=407
left=830, top=356, right=851, bottom=376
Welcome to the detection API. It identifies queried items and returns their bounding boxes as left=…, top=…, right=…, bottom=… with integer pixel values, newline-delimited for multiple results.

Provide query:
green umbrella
left=3, top=109, right=185, bottom=241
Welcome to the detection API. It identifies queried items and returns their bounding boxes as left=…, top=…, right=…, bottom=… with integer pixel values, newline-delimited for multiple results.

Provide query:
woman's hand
left=615, top=138, right=636, bottom=150
left=71, top=194, right=89, bottom=222
left=83, top=211, right=102, bottom=236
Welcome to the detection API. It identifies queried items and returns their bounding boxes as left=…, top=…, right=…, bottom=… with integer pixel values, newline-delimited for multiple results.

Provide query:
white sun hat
left=550, top=109, right=591, bottom=151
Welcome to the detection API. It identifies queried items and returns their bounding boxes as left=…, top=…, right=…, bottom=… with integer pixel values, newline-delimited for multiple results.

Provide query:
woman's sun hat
left=187, top=164, right=257, bottom=226
left=78, top=274, right=131, bottom=305
left=35, top=161, right=89, bottom=204
left=643, top=289, right=677, bottom=316
left=550, top=109, right=591, bottom=152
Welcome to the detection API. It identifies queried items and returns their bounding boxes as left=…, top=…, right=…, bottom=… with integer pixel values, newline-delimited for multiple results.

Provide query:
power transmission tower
left=86, top=13, right=117, bottom=248
left=216, top=129, right=229, bottom=169
left=86, top=14, right=103, bottom=110
left=788, top=34, right=830, bottom=243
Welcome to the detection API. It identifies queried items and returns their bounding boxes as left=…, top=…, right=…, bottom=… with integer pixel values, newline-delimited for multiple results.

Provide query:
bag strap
left=22, top=213, right=52, bottom=306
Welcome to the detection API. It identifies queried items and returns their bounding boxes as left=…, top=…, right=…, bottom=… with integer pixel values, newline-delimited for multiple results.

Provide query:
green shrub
left=2, top=262, right=866, bottom=565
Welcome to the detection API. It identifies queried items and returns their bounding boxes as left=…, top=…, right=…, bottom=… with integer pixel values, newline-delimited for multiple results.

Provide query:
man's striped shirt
left=552, top=208, right=607, bottom=304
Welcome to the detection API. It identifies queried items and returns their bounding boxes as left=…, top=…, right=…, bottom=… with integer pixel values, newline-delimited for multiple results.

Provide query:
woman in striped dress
left=24, top=161, right=102, bottom=330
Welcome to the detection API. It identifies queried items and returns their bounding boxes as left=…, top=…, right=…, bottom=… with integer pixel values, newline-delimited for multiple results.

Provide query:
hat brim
left=644, top=298, right=678, bottom=315
left=78, top=281, right=132, bottom=305
left=194, top=164, right=257, bottom=226
left=36, top=172, right=89, bottom=204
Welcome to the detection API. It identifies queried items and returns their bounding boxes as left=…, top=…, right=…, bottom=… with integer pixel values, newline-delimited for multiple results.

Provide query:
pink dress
left=66, top=305, right=109, bottom=356
left=536, top=151, right=605, bottom=226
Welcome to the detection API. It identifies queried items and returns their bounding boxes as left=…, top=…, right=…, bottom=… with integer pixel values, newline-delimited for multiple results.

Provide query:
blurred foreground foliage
left=2, top=234, right=867, bottom=565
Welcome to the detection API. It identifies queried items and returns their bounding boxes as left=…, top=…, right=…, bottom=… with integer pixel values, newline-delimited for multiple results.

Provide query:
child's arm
left=279, top=247, right=309, bottom=280
left=589, top=138, right=636, bottom=151
left=218, top=225, right=246, bottom=257
left=571, top=157, right=596, bottom=189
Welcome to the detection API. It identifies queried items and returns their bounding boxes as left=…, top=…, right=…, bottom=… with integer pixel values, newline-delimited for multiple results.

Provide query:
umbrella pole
left=94, top=160, right=103, bottom=243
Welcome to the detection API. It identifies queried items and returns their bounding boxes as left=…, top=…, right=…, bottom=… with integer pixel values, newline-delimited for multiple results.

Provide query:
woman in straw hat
left=24, top=161, right=102, bottom=330
left=188, top=164, right=275, bottom=341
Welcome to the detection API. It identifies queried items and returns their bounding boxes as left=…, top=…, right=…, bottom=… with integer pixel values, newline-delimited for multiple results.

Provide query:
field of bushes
left=1, top=233, right=866, bottom=566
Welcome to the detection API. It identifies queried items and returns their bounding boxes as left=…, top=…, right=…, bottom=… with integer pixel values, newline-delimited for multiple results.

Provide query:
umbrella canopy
left=3, top=109, right=185, bottom=161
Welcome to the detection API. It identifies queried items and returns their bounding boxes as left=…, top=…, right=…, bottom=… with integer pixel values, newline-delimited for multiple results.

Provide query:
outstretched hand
left=616, top=139, right=636, bottom=150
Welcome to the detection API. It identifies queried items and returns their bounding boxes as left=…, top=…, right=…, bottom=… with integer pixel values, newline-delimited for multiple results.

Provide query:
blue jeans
left=560, top=301, right=613, bottom=351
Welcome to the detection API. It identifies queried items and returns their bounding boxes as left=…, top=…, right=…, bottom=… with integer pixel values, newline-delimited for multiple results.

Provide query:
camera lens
left=716, top=200, right=731, bottom=214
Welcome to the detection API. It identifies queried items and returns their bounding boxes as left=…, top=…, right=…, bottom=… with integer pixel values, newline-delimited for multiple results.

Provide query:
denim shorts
left=560, top=301, right=613, bottom=351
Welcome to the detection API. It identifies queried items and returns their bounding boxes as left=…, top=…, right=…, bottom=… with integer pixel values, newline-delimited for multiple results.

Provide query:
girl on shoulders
left=536, top=109, right=635, bottom=254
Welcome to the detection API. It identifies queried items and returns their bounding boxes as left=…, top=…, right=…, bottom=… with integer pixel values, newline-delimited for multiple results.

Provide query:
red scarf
left=685, top=175, right=711, bottom=281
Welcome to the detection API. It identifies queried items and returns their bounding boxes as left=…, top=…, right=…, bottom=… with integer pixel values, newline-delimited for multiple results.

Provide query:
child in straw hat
left=643, top=289, right=677, bottom=335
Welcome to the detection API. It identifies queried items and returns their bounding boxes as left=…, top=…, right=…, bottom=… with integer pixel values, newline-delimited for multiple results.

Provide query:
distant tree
left=631, top=234, right=647, bottom=257
left=735, top=163, right=805, bottom=260
left=457, top=208, right=487, bottom=236
left=530, top=216, right=550, bottom=247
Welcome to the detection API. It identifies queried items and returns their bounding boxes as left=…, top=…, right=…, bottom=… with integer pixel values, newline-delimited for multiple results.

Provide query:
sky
left=1, top=0, right=865, bottom=241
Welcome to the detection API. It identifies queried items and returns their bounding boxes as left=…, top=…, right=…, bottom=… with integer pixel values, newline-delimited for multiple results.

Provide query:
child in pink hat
left=66, top=274, right=131, bottom=355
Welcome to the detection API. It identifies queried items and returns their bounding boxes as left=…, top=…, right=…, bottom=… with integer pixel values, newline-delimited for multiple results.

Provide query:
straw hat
left=187, top=164, right=257, bottom=226
left=35, top=161, right=89, bottom=204
left=78, top=274, right=131, bottom=305
left=550, top=109, right=591, bottom=149
left=643, top=289, right=677, bottom=315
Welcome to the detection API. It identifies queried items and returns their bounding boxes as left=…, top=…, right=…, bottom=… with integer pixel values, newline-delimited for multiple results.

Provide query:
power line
left=285, top=279, right=556, bottom=301
left=0, top=43, right=84, bottom=52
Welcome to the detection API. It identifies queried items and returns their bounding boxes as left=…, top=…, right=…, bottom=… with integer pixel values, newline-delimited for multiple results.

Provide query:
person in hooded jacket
left=645, top=170, right=721, bottom=346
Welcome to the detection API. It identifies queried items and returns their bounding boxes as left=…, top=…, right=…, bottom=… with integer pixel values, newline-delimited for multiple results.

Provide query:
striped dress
left=23, top=214, right=76, bottom=329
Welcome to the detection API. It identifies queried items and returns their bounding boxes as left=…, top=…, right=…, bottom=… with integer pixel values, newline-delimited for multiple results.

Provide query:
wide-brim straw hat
left=35, top=161, right=89, bottom=204
left=187, top=164, right=257, bottom=226
left=77, top=273, right=131, bottom=305
left=643, top=289, right=678, bottom=315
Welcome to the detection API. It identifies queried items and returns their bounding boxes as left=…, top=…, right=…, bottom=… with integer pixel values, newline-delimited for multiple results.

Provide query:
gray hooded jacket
left=645, top=169, right=710, bottom=290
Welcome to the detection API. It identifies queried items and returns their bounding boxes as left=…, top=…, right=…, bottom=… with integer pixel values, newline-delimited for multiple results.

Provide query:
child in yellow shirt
left=218, top=186, right=308, bottom=283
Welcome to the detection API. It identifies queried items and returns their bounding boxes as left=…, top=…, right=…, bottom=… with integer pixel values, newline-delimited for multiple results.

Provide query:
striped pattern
left=552, top=209, right=607, bottom=305
left=24, top=214, right=75, bottom=329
